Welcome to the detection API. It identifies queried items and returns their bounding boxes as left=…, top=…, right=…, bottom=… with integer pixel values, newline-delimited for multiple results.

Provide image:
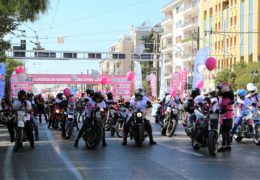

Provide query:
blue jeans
left=231, top=116, right=243, bottom=134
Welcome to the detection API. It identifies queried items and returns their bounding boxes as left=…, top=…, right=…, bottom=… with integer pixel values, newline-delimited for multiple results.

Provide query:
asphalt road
left=0, top=117, right=259, bottom=180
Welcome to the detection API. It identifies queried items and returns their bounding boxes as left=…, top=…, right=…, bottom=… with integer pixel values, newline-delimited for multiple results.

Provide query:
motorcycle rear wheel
left=208, top=130, right=218, bottom=157
left=253, top=125, right=260, bottom=145
left=86, top=126, right=103, bottom=149
left=115, top=121, right=124, bottom=138
left=166, top=119, right=177, bottom=137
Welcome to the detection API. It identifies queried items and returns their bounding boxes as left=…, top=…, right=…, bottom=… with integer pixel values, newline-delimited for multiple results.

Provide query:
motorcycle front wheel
left=115, top=121, right=124, bottom=138
left=208, top=130, right=218, bottom=157
left=86, top=126, right=103, bottom=149
left=134, top=125, right=144, bottom=147
left=233, top=126, right=243, bottom=142
left=253, top=124, right=260, bottom=145
left=166, top=119, right=177, bottom=137
left=14, top=127, right=23, bottom=152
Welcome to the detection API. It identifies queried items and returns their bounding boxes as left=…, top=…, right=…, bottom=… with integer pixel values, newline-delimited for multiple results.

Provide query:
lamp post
left=251, top=70, right=259, bottom=84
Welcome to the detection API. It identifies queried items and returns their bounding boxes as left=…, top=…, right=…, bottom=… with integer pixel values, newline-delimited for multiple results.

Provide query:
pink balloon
left=170, top=89, right=177, bottom=97
left=196, top=80, right=204, bottom=89
left=15, top=66, right=24, bottom=75
left=100, top=76, right=108, bottom=85
left=205, top=57, right=217, bottom=71
left=63, top=88, right=71, bottom=97
left=127, top=71, right=134, bottom=81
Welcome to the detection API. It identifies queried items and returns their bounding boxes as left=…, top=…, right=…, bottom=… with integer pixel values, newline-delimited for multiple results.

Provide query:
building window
left=218, top=22, right=221, bottom=30
left=176, top=7, right=179, bottom=14
left=234, top=16, right=237, bottom=25
left=230, top=17, right=233, bottom=26
left=234, top=36, right=236, bottom=46
left=215, top=5, right=217, bottom=12
left=176, top=36, right=182, bottom=43
left=230, top=37, right=232, bottom=47
left=227, top=39, right=229, bottom=48
left=222, top=40, right=224, bottom=49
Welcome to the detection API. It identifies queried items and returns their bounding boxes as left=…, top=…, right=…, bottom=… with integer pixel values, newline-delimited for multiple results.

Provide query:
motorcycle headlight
left=137, top=112, right=142, bottom=118
left=172, top=109, right=178, bottom=115
left=166, top=107, right=171, bottom=113
left=55, top=109, right=60, bottom=113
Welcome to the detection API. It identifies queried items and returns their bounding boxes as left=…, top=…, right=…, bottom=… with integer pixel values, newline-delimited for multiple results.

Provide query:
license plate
left=18, top=120, right=24, bottom=127
left=210, top=114, right=219, bottom=120
left=68, top=115, right=74, bottom=119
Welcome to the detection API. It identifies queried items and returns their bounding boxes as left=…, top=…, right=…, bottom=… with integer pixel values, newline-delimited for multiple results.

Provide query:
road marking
left=158, top=142, right=204, bottom=157
left=45, top=127, right=84, bottom=180
left=3, top=144, right=14, bottom=180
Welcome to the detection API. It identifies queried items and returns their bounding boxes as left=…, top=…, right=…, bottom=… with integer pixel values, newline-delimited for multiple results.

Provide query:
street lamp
left=251, top=70, right=259, bottom=84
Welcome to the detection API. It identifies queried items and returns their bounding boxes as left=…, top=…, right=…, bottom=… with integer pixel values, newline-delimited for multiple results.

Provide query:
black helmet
left=27, top=92, right=33, bottom=98
left=18, top=90, right=27, bottom=101
left=209, top=90, right=217, bottom=98
left=135, top=88, right=144, bottom=97
left=56, top=93, right=63, bottom=100
left=191, top=88, right=201, bottom=99
left=93, top=91, right=103, bottom=102
left=86, top=88, right=94, bottom=97
left=107, top=92, right=113, bottom=99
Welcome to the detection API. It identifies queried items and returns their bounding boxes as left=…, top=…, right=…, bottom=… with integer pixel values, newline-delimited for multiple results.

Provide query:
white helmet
left=246, top=83, right=257, bottom=92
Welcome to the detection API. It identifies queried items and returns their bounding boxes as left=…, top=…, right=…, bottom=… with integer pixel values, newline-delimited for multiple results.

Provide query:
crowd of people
left=0, top=81, right=259, bottom=153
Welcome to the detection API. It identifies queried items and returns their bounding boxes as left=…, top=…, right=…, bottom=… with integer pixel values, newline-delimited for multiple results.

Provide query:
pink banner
left=180, top=68, right=188, bottom=98
left=171, top=71, right=181, bottom=95
left=149, top=73, right=156, bottom=97
left=11, top=74, right=31, bottom=98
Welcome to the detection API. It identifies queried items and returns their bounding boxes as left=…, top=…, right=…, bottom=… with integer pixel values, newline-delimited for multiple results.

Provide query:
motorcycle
left=155, top=103, right=165, bottom=124
left=191, top=108, right=220, bottom=157
left=161, top=105, right=178, bottom=137
left=83, top=108, right=104, bottom=149
left=105, top=106, right=116, bottom=131
left=14, top=111, right=34, bottom=152
left=233, top=105, right=260, bottom=145
left=51, top=105, right=64, bottom=129
left=112, top=107, right=127, bottom=138
left=64, top=106, right=76, bottom=139
left=129, top=110, right=148, bottom=146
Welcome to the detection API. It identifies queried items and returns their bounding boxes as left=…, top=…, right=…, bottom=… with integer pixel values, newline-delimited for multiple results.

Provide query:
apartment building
left=161, top=0, right=199, bottom=91
left=200, top=0, right=260, bottom=89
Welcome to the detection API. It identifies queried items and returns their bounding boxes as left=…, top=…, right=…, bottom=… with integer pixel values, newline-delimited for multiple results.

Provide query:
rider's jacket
left=106, top=99, right=116, bottom=106
left=12, top=100, right=32, bottom=112
left=245, top=93, right=260, bottom=106
left=234, top=98, right=246, bottom=118
left=130, top=96, right=150, bottom=113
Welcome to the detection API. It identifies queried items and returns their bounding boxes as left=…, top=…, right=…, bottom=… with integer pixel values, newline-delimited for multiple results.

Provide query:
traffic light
left=21, top=40, right=26, bottom=50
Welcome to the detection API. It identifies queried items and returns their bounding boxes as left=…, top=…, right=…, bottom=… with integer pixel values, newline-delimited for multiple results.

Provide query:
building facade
left=99, top=23, right=152, bottom=75
left=161, top=0, right=199, bottom=92
left=200, top=0, right=260, bottom=90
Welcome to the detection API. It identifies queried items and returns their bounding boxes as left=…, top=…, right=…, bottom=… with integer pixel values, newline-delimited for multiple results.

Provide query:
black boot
left=149, top=133, right=156, bottom=145
left=102, top=141, right=107, bottom=147
left=74, top=139, right=79, bottom=148
left=122, top=137, right=127, bottom=146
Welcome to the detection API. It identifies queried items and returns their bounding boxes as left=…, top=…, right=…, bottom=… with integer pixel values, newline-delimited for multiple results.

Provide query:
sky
left=6, top=0, right=170, bottom=74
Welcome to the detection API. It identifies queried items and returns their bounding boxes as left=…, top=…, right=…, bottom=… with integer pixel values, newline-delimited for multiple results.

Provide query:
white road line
left=158, top=142, right=204, bottom=157
left=45, top=127, right=84, bottom=180
left=3, top=144, right=14, bottom=180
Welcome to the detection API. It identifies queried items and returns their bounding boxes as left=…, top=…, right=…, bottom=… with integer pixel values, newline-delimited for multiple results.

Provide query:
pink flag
left=171, top=71, right=181, bottom=96
left=149, top=73, right=157, bottom=97
left=180, top=68, right=188, bottom=98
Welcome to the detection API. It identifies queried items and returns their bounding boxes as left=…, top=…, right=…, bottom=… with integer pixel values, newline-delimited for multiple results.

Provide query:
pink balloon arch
left=16, top=66, right=24, bottom=75
left=127, top=71, right=134, bottom=81
left=100, top=76, right=108, bottom=85
left=63, top=88, right=71, bottom=97
left=205, top=57, right=217, bottom=71
left=170, top=89, right=177, bottom=97
left=196, top=80, right=204, bottom=89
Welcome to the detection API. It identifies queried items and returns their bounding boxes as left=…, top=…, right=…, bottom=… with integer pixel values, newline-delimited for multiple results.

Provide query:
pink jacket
left=219, top=97, right=233, bottom=123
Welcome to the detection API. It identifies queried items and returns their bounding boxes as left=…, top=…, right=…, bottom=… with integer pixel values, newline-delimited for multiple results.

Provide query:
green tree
left=215, top=62, right=260, bottom=90
left=0, top=0, right=49, bottom=61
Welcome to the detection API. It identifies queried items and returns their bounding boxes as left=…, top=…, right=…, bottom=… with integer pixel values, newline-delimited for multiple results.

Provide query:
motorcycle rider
left=217, top=82, right=234, bottom=152
left=76, top=93, right=85, bottom=123
left=74, top=89, right=107, bottom=147
left=183, top=88, right=201, bottom=129
left=12, top=90, right=34, bottom=148
left=36, top=94, right=48, bottom=124
left=246, top=83, right=260, bottom=106
left=67, top=95, right=79, bottom=131
left=231, top=89, right=248, bottom=136
left=122, top=88, right=156, bottom=145
left=27, top=92, right=39, bottom=141
left=0, top=97, right=15, bottom=142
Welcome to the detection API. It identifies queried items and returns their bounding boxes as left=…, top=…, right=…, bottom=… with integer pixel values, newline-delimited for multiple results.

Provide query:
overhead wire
left=46, top=0, right=60, bottom=38
left=37, top=0, right=151, bottom=32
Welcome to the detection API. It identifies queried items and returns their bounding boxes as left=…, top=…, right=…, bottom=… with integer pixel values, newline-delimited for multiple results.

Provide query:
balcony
left=162, top=30, right=173, bottom=39
left=182, top=21, right=198, bottom=31
left=162, top=15, right=173, bottom=26
left=161, top=45, right=172, bottom=52
left=182, top=0, right=199, bottom=15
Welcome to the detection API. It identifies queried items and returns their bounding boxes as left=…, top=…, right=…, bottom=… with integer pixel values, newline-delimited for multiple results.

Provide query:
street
left=0, top=117, right=259, bottom=180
